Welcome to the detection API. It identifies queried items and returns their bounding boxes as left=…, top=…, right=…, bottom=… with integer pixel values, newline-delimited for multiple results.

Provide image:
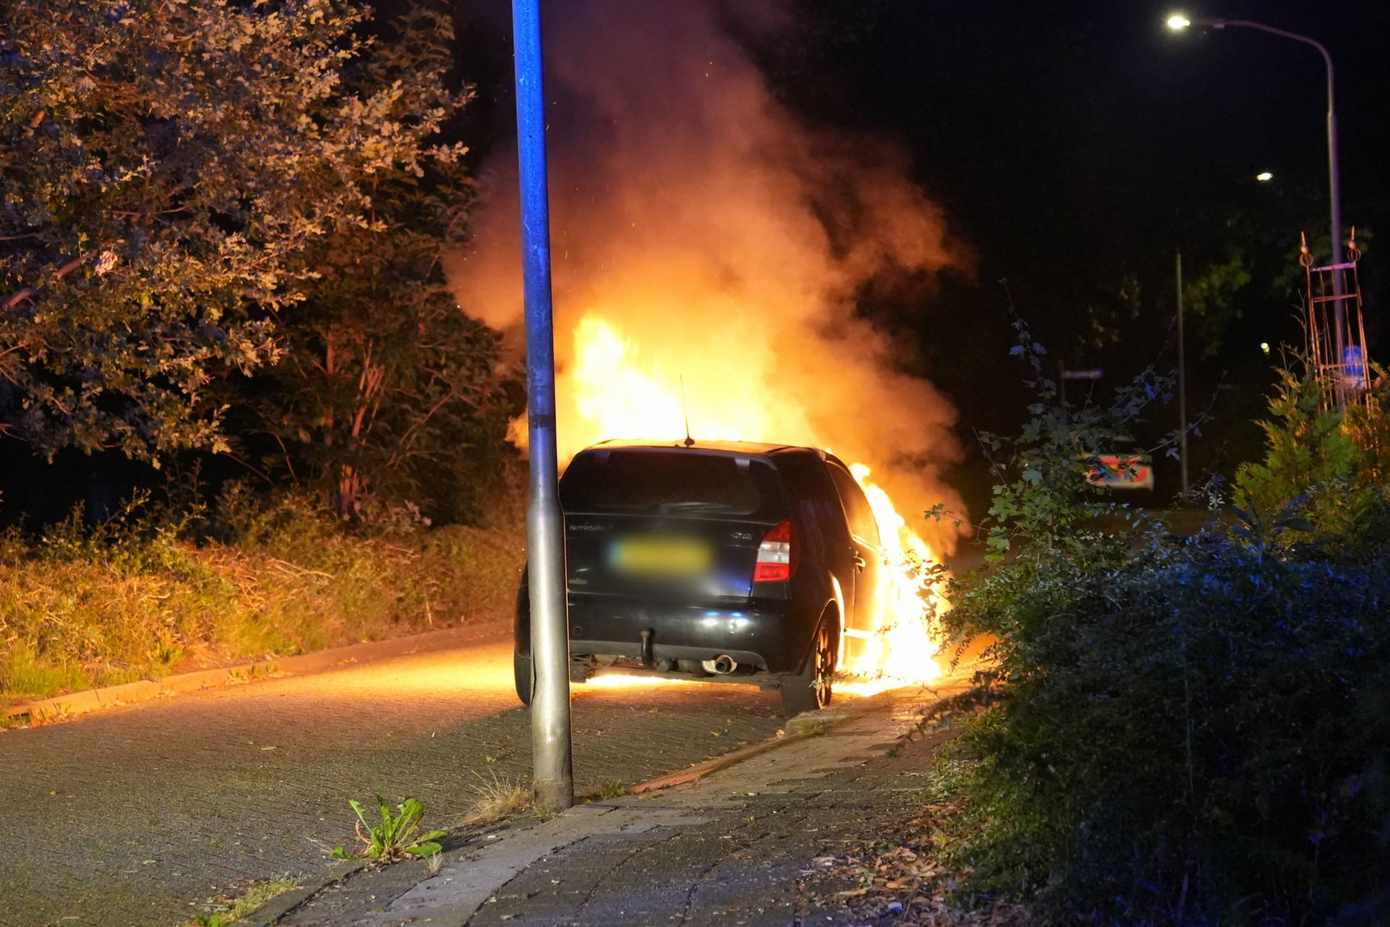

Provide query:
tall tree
left=241, top=3, right=520, bottom=521
left=0, top=0, right=467, bottom=465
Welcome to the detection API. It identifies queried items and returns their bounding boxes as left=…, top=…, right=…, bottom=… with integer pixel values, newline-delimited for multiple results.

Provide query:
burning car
left=513, top=440, right=889, bottom=716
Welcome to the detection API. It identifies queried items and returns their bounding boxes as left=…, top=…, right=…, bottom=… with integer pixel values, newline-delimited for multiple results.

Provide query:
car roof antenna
left=680, top=376, right=696, bottom=447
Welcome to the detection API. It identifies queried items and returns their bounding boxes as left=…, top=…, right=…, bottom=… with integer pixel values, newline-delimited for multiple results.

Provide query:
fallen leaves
left=799, top=804, right=1029, bottom=927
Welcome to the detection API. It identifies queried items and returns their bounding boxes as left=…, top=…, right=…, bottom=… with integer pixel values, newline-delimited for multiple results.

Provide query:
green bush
left=945, top=333, right=1390, bottom=924
left=0, top=486, right=523, bottom=704
left=951, top=522, right=1390, bottom=924
left=1234, top=365, right=1390, bottom=550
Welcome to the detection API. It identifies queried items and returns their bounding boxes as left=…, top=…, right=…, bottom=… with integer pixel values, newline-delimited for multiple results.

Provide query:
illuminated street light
left=1260, top=341, right=1272, bottom=354
left=1165, top=13, right=1348, bottom=405
left=1256, top=171, right=1275, bottom=182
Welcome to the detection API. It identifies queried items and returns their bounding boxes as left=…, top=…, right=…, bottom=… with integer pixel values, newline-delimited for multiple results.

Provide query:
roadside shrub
left=945, top=332, right=1390, bottom=924
left=0, top=487, right=523, bottom=704
left=950, top=519, right=1390, bottom=924
left=1234, top=365, right=1390, bottom=550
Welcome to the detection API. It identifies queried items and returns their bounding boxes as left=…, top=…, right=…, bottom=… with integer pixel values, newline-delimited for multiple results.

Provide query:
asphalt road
left=0, top=630, right=796, bottom=927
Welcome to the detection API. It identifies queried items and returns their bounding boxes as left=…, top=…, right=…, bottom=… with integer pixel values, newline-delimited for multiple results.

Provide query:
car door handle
left=852, top=553, right=867, bottom=571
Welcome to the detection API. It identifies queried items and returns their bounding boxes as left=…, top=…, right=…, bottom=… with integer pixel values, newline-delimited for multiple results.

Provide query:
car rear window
left=560, top=449, right=784, bottom=518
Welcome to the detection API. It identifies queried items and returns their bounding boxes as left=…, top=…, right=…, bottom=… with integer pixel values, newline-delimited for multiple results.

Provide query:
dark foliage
left=945, top=328, right=1390, bottom=925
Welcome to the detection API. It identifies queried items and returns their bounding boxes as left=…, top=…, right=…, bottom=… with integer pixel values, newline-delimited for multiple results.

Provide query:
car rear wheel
left=514, top=649, right=533, bottom=706
left=781, top=617, right=836, bottom=716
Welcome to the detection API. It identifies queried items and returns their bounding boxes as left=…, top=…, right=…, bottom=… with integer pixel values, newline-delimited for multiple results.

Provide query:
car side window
left=826, top=463, right=880, bottom=546
left=773, top=453, right=834, bottom=561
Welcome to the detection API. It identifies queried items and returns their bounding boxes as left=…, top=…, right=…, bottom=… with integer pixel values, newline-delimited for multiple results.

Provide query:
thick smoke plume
left=452, top=0, right=972, bottom=552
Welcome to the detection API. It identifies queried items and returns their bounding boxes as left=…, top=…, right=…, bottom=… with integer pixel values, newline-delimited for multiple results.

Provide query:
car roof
left=583, top=439, right=819, bottom=458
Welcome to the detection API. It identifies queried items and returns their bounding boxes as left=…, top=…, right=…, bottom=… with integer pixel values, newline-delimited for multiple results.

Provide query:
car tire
left=781, top=616, right=836, bottom=717
left=514, top=649, right=533, bottom=707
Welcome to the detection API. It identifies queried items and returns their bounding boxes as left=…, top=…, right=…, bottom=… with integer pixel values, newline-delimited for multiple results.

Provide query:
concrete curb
left=3, top=618, right=510, bottom=728
left=627, top=706, right=858, bottom=795
left=239, top=707, right=859, bottom=923
left=248, top=703, right=872, bottom=924
left=246, top=712, right=859, bottom=924
left=243, top=860, right=370, bottom=927
left=248, top=820, right=516, bottom=926
left=627, top=670, right=977, bottom=796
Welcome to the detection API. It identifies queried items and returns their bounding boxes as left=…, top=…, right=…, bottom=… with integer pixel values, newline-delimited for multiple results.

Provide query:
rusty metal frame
left=1301, top=229, right=1370, bottom=411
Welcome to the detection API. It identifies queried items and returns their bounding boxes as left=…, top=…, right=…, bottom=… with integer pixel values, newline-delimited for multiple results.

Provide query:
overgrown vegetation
left=1233, top=363, right=1390, bottom=549
left=333, top=796, right=447, bottom=863
left=0, top=1, right=527, bottom=707
left=0, top=485, right=522, bottom=705
left=944, top=327, right=1390, bottom=925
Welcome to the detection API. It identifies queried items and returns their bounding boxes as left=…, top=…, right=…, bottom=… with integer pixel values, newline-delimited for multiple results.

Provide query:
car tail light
left=753, top=520, right=795, bottom=583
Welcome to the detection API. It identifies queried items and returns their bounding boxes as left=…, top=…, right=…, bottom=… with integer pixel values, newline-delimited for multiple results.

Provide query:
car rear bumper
left=566, top=597, right=798, bottom=673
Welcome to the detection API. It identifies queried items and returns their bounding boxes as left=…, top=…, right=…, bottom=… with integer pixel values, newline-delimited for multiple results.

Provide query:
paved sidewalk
left=276, top=680, right=970, bottom=926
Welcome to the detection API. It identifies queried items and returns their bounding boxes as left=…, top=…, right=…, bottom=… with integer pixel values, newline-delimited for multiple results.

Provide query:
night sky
left=754, top=0, right=1390, bottom=504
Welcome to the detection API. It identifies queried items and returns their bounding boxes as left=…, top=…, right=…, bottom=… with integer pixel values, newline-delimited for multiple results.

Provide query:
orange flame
left=841, top=463, right=946, bottom=691
left=561, top=314, right=947, bottom=689
left=553, top=313, right=812, bottom=456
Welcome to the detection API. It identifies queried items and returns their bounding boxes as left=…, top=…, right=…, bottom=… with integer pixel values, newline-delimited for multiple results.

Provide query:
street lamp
left=1165, top=11, right=1346, bottom=402
left=1255, top=171, right=1274, bottom=182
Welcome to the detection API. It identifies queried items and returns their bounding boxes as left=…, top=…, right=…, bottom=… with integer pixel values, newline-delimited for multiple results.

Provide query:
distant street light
left=1165, top=12, right=1348, bottom=403
left=1256, top=171, right=1275, bottom=182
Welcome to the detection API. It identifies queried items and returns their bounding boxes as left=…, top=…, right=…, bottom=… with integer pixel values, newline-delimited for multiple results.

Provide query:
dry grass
left=464, top=771, right=532, bottom=825
left=0, top=499, right=524, bottom=705
left=181, top=877, right=298, bottom=927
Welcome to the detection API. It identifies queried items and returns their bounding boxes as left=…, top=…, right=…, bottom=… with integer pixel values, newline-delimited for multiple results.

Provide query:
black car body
left=514, top=440, right=885, bottom=715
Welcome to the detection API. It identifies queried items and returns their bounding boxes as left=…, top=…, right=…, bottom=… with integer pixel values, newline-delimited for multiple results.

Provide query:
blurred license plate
left=610, top=537, right=713, bottom=575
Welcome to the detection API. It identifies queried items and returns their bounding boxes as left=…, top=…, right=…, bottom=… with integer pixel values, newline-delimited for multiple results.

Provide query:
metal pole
left=1324, top=54, right=1346, bottom=408
left=1203, top=18, right=1345, bottom=403
left=511, top=0, right=573, bottom=812
left=1176, top=250, right=1189, bottom=496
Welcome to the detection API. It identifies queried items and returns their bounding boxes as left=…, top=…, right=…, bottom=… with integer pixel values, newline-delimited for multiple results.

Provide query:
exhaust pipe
left=703, top=654, right=738, bottom=675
